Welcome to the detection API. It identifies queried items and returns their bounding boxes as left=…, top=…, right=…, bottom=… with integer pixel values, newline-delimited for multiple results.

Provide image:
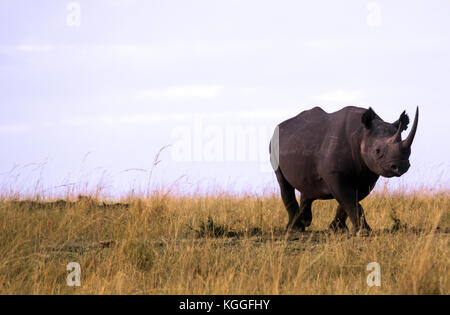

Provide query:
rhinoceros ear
left=361, top=107, right=376, bottom=129
left=393, top=110, right=409, bottom=131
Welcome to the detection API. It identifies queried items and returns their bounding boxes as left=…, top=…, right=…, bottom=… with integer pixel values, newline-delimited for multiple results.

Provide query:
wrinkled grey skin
left=270, top=106, right=419, bottom=234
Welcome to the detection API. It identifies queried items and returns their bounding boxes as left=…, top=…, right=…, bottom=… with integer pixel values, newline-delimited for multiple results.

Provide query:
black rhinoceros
left=270, top=106, right=418, bottom=234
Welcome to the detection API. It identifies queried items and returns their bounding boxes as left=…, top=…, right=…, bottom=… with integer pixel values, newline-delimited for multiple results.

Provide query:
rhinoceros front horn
left=402, top=107, right=419, bottom=148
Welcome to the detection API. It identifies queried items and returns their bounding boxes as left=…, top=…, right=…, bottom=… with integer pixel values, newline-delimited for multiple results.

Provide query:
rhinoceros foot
left=329, top=220, right=349, bottom=233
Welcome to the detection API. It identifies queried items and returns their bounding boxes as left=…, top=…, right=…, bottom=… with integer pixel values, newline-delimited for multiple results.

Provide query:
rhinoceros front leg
left=326, top=175, right=371, bottom=235
left=329, top=204, right=348, bottom=232
left=355, top=203, right=371, bottom=234
left=275, top=169, right=305, bottom=231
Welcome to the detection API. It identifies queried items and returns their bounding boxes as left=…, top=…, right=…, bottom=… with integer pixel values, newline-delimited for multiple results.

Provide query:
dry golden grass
left=0, top=193, right=448, bottom=294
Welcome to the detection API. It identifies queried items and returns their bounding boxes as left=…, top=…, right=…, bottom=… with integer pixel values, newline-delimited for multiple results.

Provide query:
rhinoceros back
left=273, top=106, right=365, bottom=197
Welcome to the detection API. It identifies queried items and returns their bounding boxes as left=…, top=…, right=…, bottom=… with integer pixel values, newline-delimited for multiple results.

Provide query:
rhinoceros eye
left=375, top=148, right=384, bottom=159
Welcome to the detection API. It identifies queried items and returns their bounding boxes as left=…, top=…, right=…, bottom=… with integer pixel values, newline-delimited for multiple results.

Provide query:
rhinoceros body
left=270, top=105, right=418, bottom=233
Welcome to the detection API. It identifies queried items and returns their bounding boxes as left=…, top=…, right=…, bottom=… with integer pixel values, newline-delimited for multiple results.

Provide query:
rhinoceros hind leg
left=275, top=169, right=305, bottom=232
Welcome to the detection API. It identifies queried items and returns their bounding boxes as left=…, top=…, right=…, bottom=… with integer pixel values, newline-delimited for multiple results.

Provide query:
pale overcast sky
left=0, top=0, right=449, bottom=197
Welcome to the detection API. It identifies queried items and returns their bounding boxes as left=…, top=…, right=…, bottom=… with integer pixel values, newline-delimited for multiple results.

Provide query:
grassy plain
left=0, top=193, right=448, bottom=294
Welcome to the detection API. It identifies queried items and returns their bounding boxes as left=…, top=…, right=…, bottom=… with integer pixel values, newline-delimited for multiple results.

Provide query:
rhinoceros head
left=360, top=107, right=419, bottom=178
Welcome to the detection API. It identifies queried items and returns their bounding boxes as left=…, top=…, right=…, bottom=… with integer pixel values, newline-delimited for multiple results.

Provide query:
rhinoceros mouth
left=382, top=160, right=410, bottom=177
left=381, top=171, right=398, bottom=178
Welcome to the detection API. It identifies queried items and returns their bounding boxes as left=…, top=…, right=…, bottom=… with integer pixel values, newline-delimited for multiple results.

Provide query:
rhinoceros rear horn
left=402, top=107, right=419, bottom=148
left=391, top=121, right=403, bottom=143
